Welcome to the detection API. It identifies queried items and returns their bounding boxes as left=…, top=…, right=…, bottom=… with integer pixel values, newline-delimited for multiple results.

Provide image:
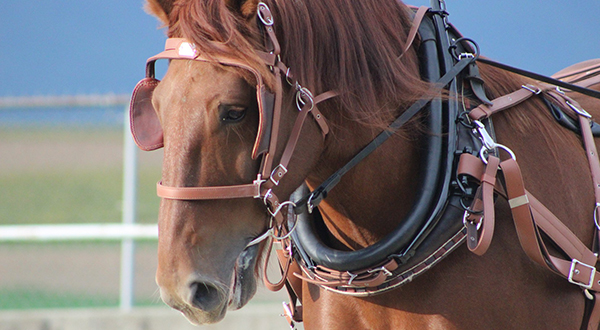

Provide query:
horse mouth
left=172, top=243, right=261, bottom=325
left=228, top=243, right=260, bottom=310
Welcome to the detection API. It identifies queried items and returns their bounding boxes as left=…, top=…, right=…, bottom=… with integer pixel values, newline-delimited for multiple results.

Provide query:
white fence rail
left=0, top=94, right=153, bottom=311
left=0, top=224, right=157, bottom=241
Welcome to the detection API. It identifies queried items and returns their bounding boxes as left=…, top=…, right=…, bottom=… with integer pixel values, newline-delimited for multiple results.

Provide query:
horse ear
left=145, top=0, right=174, bottom=25
left=225, top=0, right=260, bottom=20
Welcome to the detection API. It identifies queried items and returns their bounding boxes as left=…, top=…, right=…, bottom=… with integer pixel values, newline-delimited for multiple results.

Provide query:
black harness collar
left=288, top=5, right=484, bottom=285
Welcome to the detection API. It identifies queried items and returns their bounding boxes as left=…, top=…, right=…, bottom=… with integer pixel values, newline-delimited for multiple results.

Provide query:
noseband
left=130, top=3, right=334, bottom=246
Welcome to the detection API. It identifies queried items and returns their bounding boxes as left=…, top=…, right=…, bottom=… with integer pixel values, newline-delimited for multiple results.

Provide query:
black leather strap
left=477, top=57, right=600, bottom=99
left=294, top=57, right=473, bottom=215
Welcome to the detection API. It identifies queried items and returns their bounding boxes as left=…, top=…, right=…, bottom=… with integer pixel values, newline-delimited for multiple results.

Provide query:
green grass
left=0, top=167, right=160, bottom=225
left=0, top=288, right=162, bottom=309
left=0, top=128, right=161, bottom=225
left=0, top=128, right=163, bottom=310
left=0, top=288, right=118, bottom=310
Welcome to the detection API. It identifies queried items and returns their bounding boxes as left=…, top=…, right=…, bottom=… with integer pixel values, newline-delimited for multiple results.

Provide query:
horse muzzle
left=158, top=244, right=261, bottom=325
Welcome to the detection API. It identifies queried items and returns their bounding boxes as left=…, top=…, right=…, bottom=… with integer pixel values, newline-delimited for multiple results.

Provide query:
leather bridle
left=130, top=3, right=334, bottom=246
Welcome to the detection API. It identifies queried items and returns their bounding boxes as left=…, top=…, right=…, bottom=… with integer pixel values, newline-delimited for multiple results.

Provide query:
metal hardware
left=257, top=2, right=274, bottom=26
left=253, top=174, right=266, bottom=199
left=594, top=203, right=600, bottom=231
left=521, top=84, right=542, bottom=95
left=296, top=86, right=314, bottom=112
left=568, top=259, right=596, bottom=290
left=458, top=53, right=474, bottom=60
left=346, top=271, right=358, bottom=285
left=272, top=211, right=299, bottom=241
left=281, top=302, right=296, bottom=329
left=473, top=120, right=516, bottom=164
left=368, top=266, right=393, bottom=277
left=270, top=164, right=288, bottom=185
left=463, top=210, right=482, bottom=230
left=307, top=193, right=317, bottom=214
left=567, top=100, right=592, bottom=119
left=263, top=188, right=273, bottom=206
left=285, top=68, right=294, bottom=86
left=449, top=37, right=480, bottom=61
left=269, top=200, right=296, bottom=218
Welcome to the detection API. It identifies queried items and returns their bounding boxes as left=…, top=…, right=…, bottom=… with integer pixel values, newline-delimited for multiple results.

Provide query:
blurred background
left=0, top=0, right=598, bottom=329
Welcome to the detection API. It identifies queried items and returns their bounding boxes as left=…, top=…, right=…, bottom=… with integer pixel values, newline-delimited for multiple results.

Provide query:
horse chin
left=228, top=243, right=260, bottom=310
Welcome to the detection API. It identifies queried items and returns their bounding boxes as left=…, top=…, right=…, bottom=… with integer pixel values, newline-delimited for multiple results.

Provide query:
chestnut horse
left=132, top=0, right=600, bottom=328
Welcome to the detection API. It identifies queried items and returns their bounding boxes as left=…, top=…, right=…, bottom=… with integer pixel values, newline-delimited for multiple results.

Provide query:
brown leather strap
left=466, top=156, right=499, bottom=255
left=552, top=59, right=600, bottom=84
left=262, top=241, right=292, bottom=292
left=156, top=180, right=263, bottom=200
left=469, top=87, right=538, bottom=121
left=398, top=6, right=429, bottom=60
left=269, top=91, right=336, bottom=185
left=589, top=292, right=600, bottom=330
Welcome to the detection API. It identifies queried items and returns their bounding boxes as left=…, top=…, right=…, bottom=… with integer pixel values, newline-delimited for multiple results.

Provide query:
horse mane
left=163, top=0, right=566, bottom=137
left=166, top=0, right=432, bottom=131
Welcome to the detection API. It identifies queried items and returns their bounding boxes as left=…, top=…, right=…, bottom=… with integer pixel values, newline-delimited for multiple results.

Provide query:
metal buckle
left=568, top=259, right=596, bottom=290
left=270, top=164, right=288, bottom=185
left=257, top=2, right=274, bottom=26
left=521, top=84, right=542, bottom=95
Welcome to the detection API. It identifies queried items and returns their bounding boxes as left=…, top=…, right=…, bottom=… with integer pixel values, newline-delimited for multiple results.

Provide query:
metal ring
left=449, top=37, right=480, bottom=62
left=271, top=212, right=299, bottom=241
left=594, top=203, right=600, bottom=231
left=479, top=144, right=516, bottom=165
left=296, top=87, right=314, bottom=111
left=268, top=200, right=296, bottom=218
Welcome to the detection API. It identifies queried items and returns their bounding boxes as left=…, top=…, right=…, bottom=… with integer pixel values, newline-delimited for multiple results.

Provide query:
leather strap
left=156, top=180, right=262, bottom=200
left=589, top=292, right=600, bottom=330
left=468, top=87, right=538, bottom=121
left=465, top=155, right=499, bottom=255
left=398, top=6, right=429, bottom=60
left=295, top=55, right=475, bottom=214
left=477, top=57, right=600, bottom=99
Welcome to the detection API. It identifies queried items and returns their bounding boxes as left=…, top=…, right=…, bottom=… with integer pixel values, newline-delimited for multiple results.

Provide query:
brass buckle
left=568, top=259, right=596, bottom=290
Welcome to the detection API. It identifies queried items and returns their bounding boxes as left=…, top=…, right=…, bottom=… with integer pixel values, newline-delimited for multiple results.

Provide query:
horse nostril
left=189, top=282, right=222, bottom=312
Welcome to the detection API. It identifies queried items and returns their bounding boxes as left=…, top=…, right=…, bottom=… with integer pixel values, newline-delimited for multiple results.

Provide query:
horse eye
left=220, top=106, right=247, bottom=123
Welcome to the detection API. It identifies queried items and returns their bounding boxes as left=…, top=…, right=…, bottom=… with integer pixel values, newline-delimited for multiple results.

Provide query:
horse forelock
left=165, top=0, right=433, bottom=132
left=167, top=0, right=274, bottom=88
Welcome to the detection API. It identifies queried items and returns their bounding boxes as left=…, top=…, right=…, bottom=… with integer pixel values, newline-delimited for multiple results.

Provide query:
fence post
left=120, top=106, right=138, bottom=311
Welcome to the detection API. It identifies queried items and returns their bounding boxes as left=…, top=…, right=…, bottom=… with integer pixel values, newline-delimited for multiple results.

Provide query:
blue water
left=0, top=106, right=125, bottom=128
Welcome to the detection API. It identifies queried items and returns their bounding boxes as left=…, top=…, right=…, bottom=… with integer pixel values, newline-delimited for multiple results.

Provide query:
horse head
left=137, top=0, right=326, bottom=324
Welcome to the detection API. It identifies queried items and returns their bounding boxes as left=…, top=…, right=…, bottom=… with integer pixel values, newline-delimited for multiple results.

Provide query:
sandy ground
left=0, top=129, right=288, bottom=316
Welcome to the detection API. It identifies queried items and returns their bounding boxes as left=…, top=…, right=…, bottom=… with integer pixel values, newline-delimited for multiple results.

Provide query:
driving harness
left=129, top=1, right=600, bottom=329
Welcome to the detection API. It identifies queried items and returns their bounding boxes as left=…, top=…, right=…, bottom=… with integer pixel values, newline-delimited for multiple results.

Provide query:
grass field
left=0, top=127, right=163, bottom=309
left=0, top=127, right=162, bottom=225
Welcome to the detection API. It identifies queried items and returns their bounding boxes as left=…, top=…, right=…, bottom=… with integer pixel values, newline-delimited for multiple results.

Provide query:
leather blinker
left=130, top=77, right=164, bottom=151
left=129, top=38, right=274, bottom=159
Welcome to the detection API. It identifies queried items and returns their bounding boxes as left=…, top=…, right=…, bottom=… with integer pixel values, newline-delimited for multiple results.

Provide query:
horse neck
left=305, top=118, right=422, bottom=250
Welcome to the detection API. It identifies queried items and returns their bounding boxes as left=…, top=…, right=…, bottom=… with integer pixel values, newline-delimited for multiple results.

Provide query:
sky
left=1, top=0, right=598, bottom=98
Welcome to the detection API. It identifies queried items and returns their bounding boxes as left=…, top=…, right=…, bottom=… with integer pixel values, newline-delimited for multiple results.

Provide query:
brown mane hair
left=166, top=0, right=431, bottom=130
